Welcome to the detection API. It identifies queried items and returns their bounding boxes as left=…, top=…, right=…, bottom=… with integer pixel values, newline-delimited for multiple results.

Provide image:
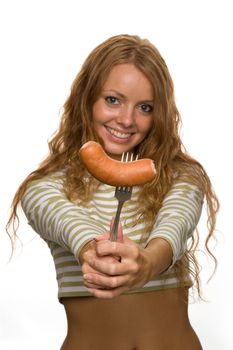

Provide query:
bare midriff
left=60, top=288, right=202, bottom=350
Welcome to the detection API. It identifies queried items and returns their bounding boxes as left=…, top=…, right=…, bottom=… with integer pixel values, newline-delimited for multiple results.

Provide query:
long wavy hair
left=7, top=34, right=219, bottom=297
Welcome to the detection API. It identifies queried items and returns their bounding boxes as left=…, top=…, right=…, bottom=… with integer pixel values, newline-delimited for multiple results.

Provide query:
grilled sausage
left=79, top=141, right=156, bottom=186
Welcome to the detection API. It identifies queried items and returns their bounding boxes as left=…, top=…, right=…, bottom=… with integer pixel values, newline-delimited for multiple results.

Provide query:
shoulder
left=21, top=171, right=66, bottom=207
left=162, top=181, right=204, bottom=210
left=26, top=171, right=66, bottom=190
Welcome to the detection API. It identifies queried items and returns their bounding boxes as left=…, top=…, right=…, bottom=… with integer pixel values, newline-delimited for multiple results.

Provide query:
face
left=92, top=63, right=154, bottom=160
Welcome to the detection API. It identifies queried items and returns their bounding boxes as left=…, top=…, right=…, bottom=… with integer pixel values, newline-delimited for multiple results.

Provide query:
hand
left=80, top=217, right=123, bottom=284
left=82, top=225, right=153, bottom=299
left=80, top=238, right=119, bottom=291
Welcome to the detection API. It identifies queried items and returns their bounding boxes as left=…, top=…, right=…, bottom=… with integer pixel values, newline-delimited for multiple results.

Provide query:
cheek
left=139, top=118, right=154, bottom=135
left=92, top=102, right=101, bottom=122
left=92, top=103, right=118, bottom=123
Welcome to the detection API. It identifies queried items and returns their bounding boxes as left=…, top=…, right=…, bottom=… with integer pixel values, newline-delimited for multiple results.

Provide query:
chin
left=105, top=148, right=124, bottom=160
left=105, top=144, right=137, bottom=161
left=99, top=133, right=140, bottom=158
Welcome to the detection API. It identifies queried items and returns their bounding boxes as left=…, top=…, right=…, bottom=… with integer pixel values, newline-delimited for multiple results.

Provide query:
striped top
left=21, top=172, right=204, bottom=298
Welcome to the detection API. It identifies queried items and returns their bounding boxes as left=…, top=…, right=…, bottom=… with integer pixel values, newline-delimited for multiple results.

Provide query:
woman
left=7, top=34, right=219, bottom=349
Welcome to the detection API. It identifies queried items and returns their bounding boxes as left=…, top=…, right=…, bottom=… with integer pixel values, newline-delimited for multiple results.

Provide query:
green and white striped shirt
left=21, top=172, right=203, bottom=298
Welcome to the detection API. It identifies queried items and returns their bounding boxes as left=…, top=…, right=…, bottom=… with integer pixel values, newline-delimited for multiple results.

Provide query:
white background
left=0, top=0, right=232, bottom=349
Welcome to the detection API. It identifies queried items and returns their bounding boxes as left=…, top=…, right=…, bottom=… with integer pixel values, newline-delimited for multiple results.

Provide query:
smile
left=106, top=126, right=132, bottom=139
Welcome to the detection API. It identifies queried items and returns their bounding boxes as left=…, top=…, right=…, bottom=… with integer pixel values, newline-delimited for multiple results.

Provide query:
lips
left=106, top=126, right=132, bottom=139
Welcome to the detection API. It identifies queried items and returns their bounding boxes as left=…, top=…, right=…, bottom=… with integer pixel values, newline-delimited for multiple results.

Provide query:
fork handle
left=110, top=201, right=124, bottom=241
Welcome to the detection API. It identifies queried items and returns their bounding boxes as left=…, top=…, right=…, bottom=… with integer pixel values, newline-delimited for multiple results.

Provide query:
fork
left=110, top=152, right=137, bottom=242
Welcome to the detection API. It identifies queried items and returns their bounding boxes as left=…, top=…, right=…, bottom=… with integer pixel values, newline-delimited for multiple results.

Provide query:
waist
left=61, top=287, right=202, bottom=350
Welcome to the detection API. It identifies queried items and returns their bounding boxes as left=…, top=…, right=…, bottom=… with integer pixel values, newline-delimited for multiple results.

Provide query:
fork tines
left=121, top=152, right=138, bottom=163
left=110, top=152, right=138, bottom=241
left=116, top=152, right=137, bottom=191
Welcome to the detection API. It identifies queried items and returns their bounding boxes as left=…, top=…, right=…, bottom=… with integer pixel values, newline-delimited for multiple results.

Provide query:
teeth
left=107, top=127, right=131, bottom=139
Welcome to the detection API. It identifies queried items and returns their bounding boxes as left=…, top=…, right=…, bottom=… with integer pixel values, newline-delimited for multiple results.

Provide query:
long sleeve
left=21, top=172, right=106, bottom=263
left=146, top=181, right=204, bottom=267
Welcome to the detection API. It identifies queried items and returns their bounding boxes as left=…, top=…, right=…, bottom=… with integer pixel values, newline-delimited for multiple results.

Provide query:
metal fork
left=110, top=152, right=137, bottom=242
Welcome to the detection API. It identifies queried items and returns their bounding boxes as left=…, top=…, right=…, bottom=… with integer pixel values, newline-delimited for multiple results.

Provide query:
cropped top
left=21, top=172, right=203, bottom=299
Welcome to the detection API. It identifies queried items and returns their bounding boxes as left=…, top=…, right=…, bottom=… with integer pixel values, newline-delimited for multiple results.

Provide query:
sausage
left=79, top=141, right=156, bottom=186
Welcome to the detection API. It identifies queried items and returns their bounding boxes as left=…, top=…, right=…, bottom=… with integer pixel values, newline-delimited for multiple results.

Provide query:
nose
left=116, top=106, right=135, bottom=128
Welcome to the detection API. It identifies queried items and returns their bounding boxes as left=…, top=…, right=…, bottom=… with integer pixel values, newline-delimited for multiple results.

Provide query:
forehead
left=102, top=63, right=154, bottom=99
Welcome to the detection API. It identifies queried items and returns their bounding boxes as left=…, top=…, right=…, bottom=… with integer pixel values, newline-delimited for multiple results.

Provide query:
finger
left=83, top=272, right=130, bottom=290
left=87, top=254, right=138, bottom=277
left=95, top=232, right=110, bottom=242
left=84, top=281, right=102, bottom=289
left=110, top=218, right=124, bottom=243
left=82, top=254, right=120, bottom=275
left=96, top=240, right=139, bottom=262
left=83, top=279, right=106, bottom=290
left=82, top=262, right=99, bottom=275
left=116, top=222, right=124, bottom=243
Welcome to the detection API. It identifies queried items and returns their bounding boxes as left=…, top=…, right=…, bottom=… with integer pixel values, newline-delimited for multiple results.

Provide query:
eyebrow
left=102, top=89, right=154, bottom=103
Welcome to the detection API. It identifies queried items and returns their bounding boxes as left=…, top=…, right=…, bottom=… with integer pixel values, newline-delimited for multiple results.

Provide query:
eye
left=139, top=103, right=153, bottom=113
left=105, top=96, right=120, bottom=105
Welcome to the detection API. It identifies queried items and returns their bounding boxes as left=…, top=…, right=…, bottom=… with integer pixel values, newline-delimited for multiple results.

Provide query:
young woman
left=7, top=34, right=219, bottom=349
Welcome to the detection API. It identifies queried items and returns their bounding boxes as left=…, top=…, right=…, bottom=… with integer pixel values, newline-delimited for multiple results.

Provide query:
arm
left=143, top=238, right=173, bottom=278
left=145, top=181, right=204, bottom=268
left=21, top=172, right=105, bottom=263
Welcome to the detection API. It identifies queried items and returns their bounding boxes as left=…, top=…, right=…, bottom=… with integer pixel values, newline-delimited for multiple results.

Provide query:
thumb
left=94, top=232, right=110, bottom=242
left=110, top=218, right=124, bottom=243
left=116, top=222, right=124, bottom=243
